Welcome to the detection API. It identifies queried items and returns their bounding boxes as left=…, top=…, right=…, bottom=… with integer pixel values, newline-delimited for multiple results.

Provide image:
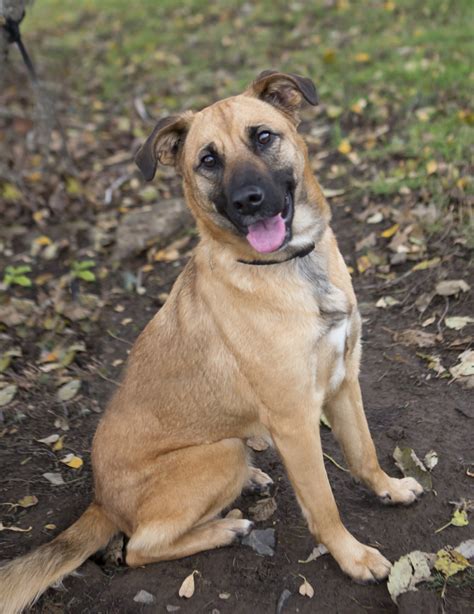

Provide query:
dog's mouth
left=245, top=189, right=293, bottom=254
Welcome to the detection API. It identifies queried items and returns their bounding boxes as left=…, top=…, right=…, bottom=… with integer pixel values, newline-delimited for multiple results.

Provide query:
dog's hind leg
left=125, top=438, right=251, bottom=567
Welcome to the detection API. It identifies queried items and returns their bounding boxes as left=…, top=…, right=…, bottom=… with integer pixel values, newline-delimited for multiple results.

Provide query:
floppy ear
left=135, top=112, right=193, bottom=181
left=246, top=70, right=318, bottom=121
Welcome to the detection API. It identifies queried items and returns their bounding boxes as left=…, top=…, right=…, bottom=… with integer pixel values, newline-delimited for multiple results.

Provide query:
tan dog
left=0, top=71, right=423, bottom=613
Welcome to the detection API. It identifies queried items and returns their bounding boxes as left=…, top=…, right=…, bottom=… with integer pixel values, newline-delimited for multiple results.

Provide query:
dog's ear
left=135, top=112, right=193, bottom=181
left=246, top=70, right=318, bottom=121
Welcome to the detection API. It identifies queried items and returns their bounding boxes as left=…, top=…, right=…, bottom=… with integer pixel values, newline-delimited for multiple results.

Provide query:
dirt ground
left=1, top=193, right=473, bottom=613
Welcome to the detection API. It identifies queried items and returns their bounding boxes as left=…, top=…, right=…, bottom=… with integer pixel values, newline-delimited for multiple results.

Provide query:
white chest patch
left=327, top=318, right=349, bottom=391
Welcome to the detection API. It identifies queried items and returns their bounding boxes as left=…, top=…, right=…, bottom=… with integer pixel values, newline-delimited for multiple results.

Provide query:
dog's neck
left=236, top=242, right=315, bottom=266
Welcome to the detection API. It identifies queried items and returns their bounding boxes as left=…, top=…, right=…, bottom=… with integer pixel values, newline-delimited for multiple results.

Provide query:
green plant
left=70, top=260, right=96, bottom=282
left=3, top=265, right=33, bottom=288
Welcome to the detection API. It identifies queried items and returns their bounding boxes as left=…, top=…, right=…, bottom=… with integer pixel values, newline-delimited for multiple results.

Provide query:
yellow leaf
left=178, top=570, right=198, bottom=598
left=34, top=236, right=52, bottom=246
left=384, top=1, right=395, bottom=11
left=2, top=183, right=22, bottom=202
left=322, top=48, right=336, bottom=64
left=17, top=495, right=38, bottom=508
left=357, top=255, right=372, bottom=274
left=66, top=178, right=82, bottom=196
left=52, top=436, right=64, bottom=452
left=350, top=98, right=367, bottom=114
left=434, top=548, right=470, bottom=578
left=452, top=509, right=469, bottom=527
left=354, top=52, right=370, bottom=63
left=411, top=257, right=441, bottom=271
left=426, top=160, right=438, bottom=175
left=25, top=171, right=43, bottom=183
left=338, top=139, right=352, bottom=155
left=61, top=454, right=83, bottom=469
left=381, top=223, right=400, bottom=239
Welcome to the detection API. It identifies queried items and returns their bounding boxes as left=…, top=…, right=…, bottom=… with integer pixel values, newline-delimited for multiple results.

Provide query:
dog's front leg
left=324, top=376, right=424, bottom=505
left=269, top=408, right=392, bottom=582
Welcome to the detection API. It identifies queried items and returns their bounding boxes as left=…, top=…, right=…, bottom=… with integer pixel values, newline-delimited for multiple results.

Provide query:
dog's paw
left=332, top=536, right=392, bottom=583
left=378, top=476, right=424, bottom=506
left=223, top=518, right=254, bottom=543
left=244, top=467, right=274, bottom=496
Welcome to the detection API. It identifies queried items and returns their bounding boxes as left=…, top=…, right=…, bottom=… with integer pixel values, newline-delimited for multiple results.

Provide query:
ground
left=0, top=1, right=473, bottom=613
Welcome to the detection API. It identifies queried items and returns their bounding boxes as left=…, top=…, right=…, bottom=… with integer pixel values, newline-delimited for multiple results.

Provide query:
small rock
left=133, top=590, right=155, bottom=604
left=242, top=528, right=276, bottom=556
left=115, top=199, right=193, bottom=259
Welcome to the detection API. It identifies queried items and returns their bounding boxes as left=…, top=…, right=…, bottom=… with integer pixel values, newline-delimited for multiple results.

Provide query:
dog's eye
left=257, top=130, right=273, bottom=146
left=201, top=154, right=217, bottom=169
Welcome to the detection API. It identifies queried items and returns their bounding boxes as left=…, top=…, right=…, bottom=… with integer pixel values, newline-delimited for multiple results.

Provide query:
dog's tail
left=0, top=503, right=117, bottom=614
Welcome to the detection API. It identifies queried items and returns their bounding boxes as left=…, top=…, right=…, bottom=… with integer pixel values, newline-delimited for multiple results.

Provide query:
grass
left=19, top=0, right=474, bottom=239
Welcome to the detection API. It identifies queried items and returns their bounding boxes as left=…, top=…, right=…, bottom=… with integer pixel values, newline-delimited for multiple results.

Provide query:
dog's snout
left=232, top=185, right=265, bottom=214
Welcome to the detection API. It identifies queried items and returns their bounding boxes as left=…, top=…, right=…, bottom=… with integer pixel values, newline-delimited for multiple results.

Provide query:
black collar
left=237, top=242, right=315, bottom=266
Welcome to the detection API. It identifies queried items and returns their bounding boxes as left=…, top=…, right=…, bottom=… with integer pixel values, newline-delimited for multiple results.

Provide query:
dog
left=0, top=70, right=423, bottom=613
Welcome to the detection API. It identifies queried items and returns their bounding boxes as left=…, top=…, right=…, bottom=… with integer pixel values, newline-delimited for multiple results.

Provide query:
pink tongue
left=246, top=214, right=286, bottom=253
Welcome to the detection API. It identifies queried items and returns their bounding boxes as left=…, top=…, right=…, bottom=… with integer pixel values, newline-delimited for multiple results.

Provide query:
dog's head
left=136, top=71, right=330, bottom=261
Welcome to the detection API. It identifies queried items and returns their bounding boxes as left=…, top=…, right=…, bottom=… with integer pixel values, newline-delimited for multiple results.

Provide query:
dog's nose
left=232, top=185, right=264, bottom=215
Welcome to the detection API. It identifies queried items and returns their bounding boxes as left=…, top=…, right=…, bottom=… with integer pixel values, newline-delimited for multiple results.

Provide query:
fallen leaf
left=387, top=551, right=435, bottom=603
left=411, top=257, right=441, bottom=272
left=298, top=544, right=329, bottom=564
left=435, top=279, right=470, bottom=297
left=37, top=434, right=60, bottom=445
left=42, top=472, right=65, bottom=486
left=57, top=379, right=81, bottom=402
left=178, top=570, right=199, bottom=598
left=394, top=329, right=438, bottom=348
left=393, top=446, right=432, bottom=491
left=421, top=316, right=436, bottom=328
left=451, top=509, right=469, bottom=527
left=0, top=384, right=17, bottom=407
left=337, top=139, right=352, bottom=155
left=424, top=450, right=438, bottom=471
left=133, top=590, right=155, bottom=604
left=367, top=211, right=384, bottom=224
left=298, top=576, right=314, bottom=598
left=376, top=296, right=400, bottom=309
left=416, top=352, right=446, bottom=376
left=17, top=495, right=38, bottom=508
left=61, top=453, right=83, bottom=469
left=450, top=350, right=474, bottom=379
left=354, top=52, right=370, bottom=63
left=249, top=497, right=277, bottom=522
left=0, top=522, right=32, bottom=533
left=455, top=539, right=474, bottom=560
left=44, top=523, right=56, bottom=530
left=246, top=436, right=269, bottom=452
left=381, top=224, right=400, bottom=239
left=434, top=548, right=470, bottom=578
left=426, top=160, right=438, bottom=175
left=445, top=316, right=474, bottom=331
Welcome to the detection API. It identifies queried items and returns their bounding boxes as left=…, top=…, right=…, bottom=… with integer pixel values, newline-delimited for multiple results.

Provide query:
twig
left=95, top=371, right=121, bottom=387
left=106, top=329, right=132, bottom=346
left=323, top=452, right=349, bottom=473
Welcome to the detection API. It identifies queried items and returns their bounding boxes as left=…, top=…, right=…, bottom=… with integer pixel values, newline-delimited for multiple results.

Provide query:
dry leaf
left=57, top=380, right=81, bottom=402
left=337, top=139, right=351, bottom=155
left=37, top=434, right=60, bottom=445
left=0, top=384, right=17, bottom=407
left=394, top=329, right=438, bottom=348
left=298, top=575, right=314, bottom=598
left=17, top=495, right=38, bottom=508
left=0, top=522, right=32, bottom=533
left=387, top=551, right=435, bottom=603
left=393, top=446, right=432, bottom=491
left=426, top=160, right=438, bottom=175
left=445, top=316, right=474, bottom=331
left=178, top=570, right=199, bottom=598
left=416, top=352, right=446, bottom=376
left=450, top=350, right=474, bottom=379
left=249, top=497, right=277, bottom=522
left=411, top=257, right=441, bottom=272
left=423, top=450, right=438, bottom=471
left=381, top=223, right=400, bottom=238
left=376, top=296, right=400, bottom=309
left=367, top=211, right=384, bottom=224
left=435, top=279, right=470, bottom=297
left=434, top=548, right=470, bottom=578
left=61, top=453, right=83, bottom=469
left=298, top=544, right=329, bottom=564
left=42, top=472, right=65, bottom=486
